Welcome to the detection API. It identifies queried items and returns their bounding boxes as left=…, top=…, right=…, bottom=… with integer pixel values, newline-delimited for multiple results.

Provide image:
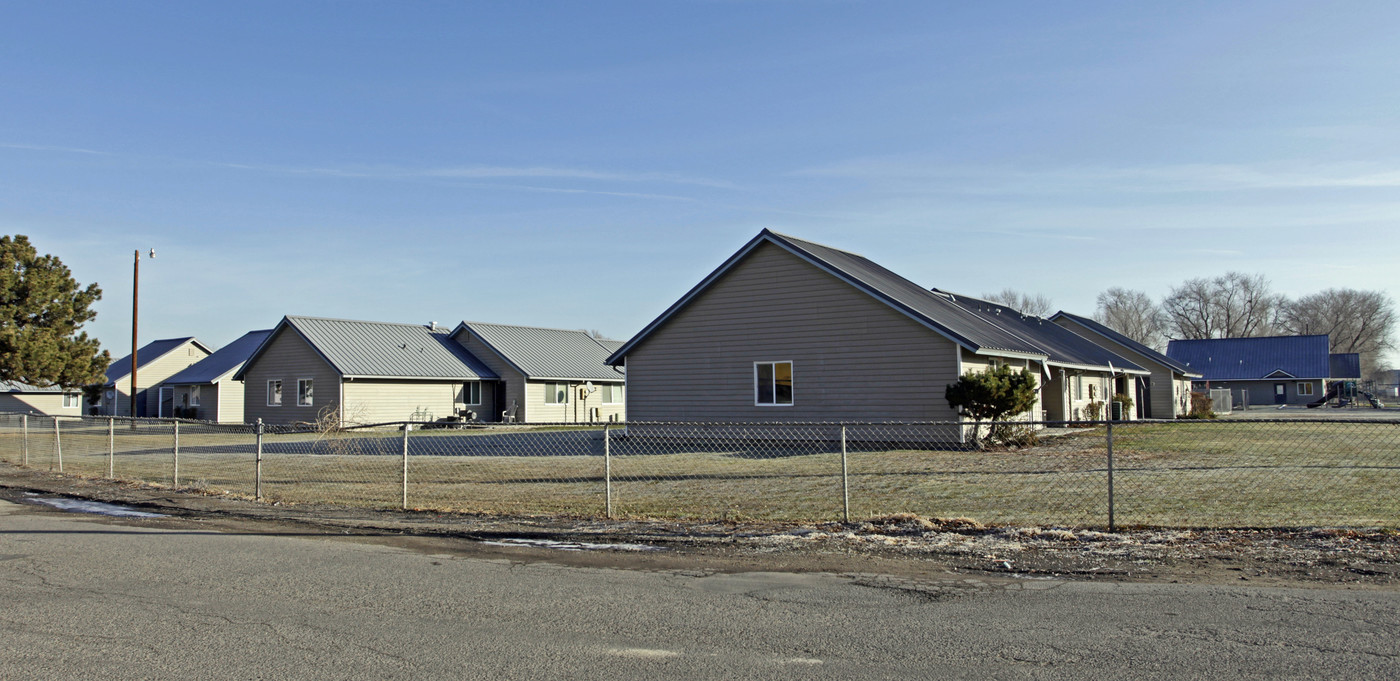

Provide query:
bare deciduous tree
left=1094, top=287, right=1165, bottom=350
left=982, top=288, right=1053, bottom=317
left=1161, top=272, right=1281, bottom=339
left=1276, top=288, right=1396, bottom=375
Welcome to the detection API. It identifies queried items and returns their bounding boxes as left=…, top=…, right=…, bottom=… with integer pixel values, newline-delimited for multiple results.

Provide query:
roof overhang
left=972, top=348, right=1048, bottom=361
left=343, top=375, right=492, bottom=382
left=1047, top=360, right=1151, bottom=375
left=523, top=376, right=625, bottom=383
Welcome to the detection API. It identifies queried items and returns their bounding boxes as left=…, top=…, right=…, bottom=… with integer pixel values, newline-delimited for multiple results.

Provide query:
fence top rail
left=7, top=414, right=1399, bottom=430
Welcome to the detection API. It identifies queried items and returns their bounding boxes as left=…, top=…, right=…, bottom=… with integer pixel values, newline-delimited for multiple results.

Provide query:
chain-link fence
left=2, top=413, right=1397, bottom=529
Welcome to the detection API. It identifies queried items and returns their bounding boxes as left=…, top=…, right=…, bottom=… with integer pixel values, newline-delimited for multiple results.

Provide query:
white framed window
left=544, top=382, right=569, bottom=404
left=754, top=361, right=793, bottom=406
left=602, top=384, right=623, bottom=404
left=297, top=379, right=313, bottom=407
left=462, top=381, right=481, bottom=405
left=1074, top=375, right=1083, bottom=400
left=189, top=385, right=201, bottom=407
left=1298, top=382, right=1314, bottom=396
left=63, top=393, right=79, bottom=408
left=267, top=380, right=282, bottom=407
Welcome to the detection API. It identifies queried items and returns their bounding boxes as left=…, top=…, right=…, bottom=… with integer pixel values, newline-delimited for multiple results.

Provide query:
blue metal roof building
left=1166, top=335, right=1331, bottom=380
left=1165, top=335, right=1349, bottom=408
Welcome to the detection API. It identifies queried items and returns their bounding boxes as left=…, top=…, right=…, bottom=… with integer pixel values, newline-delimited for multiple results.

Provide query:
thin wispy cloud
left=0, top=142, right=109, bottom=155
left=791, top=158, right=1400, bottom=194
left=214, top=161, right=738, bottom=190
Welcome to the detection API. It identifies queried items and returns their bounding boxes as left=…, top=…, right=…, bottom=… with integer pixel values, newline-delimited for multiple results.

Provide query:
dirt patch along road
left=2, top=463, right=1398, bottom=589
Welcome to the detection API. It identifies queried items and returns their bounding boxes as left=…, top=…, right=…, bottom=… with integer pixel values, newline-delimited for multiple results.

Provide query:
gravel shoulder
left=3, top=463, right=1396, bottom=590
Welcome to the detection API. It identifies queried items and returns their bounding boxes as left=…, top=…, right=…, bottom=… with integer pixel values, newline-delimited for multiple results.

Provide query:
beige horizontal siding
left=0, top=393, right=83, bottom=416
left=521, top=380, right=625, bottom=424
left=959, top=352, right=1045, bottom=422
left=341, top=380, right=471, bottom=425
left=141, top=343, right=210, bottom=417
left=625, top=241, right=961, bottom=422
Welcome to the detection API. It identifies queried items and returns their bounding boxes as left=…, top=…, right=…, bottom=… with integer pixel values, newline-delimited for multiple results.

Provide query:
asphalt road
left=2, top=499, right=1397, bottom=680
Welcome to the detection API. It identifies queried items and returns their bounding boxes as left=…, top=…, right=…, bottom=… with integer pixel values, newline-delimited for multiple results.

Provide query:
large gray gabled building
left=606, top=230, right=1147, bottom=424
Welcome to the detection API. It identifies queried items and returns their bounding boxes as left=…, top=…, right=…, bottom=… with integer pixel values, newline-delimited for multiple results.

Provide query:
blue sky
left=3, top=1, right=1398, bottom=361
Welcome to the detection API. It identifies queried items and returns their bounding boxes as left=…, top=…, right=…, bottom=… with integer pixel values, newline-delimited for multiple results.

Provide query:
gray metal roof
left=236, top=316, right=498, bottom=381
left=607, top=229, right=1052, bottom=366
left=164, top=329, right=273, bottom=385
left=595, top=338, right=625, bottom=355
left=1050, top=311, right=1200, bottom=376
left=105, top=337, right=214, bottom=384
left=934, top=292, right=1150, bottom=374
left=0, top=381, right=69, bottom=394
left=456, top=322, right=625, bottom=382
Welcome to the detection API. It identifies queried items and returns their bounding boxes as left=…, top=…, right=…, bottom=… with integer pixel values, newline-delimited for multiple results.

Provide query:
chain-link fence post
left=54, top=417, right=62, bottom=473
left=604, top=423, right=612, bottom=519
left=401, top=423, right=410, bottom=511
left=254, top=419, right=263, bottom=501
left=21, top=414, right=28, bottom=466
left=172, top=420, right=180, bottom=487
left=1106, top=419, right=1116, bottom=531
left=840, top=425, right=850, bottom=523
left=107, top=417, right=115, bottom=478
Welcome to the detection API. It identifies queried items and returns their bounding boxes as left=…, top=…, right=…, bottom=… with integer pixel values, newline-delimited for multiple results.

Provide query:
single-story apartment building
left=0, top=381, right=84, bottom=416
left=159, top=329, right=273, bottom=423
left=932, top=292, right=1150, bottom=421
left=1050, top=311, right=1202, bottom=418
left=450, top=321, right=626, bottom=423
left=234, top=316, right=499, bottom=426
left=95, top=337, right=213, bottom=417
left=605, top=229, right=1147, bottom=426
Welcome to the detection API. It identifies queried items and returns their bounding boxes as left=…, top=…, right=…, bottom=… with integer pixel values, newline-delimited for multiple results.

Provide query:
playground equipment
left=1307, top=381, right=1385, bottom=409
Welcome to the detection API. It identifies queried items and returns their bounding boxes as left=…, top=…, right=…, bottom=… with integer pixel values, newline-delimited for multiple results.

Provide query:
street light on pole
left=130, top=248, right=154, bottom=419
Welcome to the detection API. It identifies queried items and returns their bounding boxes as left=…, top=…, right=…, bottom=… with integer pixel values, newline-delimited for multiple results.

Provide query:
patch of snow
left=607, top=648, right=682, bottom=659
left=32, top=498, right=165, bottom=518
left=480, top=537, right=663, bottom=552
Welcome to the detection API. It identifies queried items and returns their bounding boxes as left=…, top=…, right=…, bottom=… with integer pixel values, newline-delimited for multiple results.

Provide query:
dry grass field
left=2, top=417, right=1396, bottom=528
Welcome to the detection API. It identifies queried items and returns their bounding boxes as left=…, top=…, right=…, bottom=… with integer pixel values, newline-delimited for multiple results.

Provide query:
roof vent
left=429, top=321, right=438, bottom=331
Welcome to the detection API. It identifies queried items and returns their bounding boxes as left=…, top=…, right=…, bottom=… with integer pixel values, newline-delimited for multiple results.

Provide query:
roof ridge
left=286, top=315, right=443, bottom=330
left=763, top=229, right=871, bottom=260
left=1168, top=333, right=1329, bottom=343
left=460, top=320, right=605, bottom=337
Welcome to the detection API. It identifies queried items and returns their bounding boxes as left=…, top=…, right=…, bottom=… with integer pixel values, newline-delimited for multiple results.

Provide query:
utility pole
left=131, top=250, right=139, bottom=418
left=131, top=248, right=154, bottom=418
